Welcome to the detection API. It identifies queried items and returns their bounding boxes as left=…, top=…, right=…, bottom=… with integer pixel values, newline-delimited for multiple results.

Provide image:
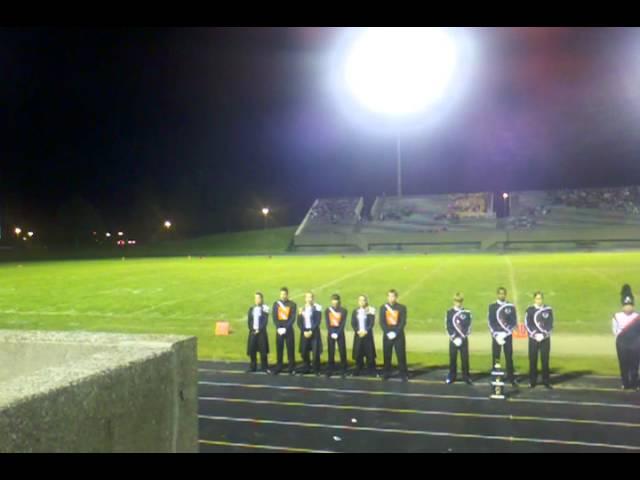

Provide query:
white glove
left=453, top=337, right=463, bottom=347
left=331, top=333, right=338, bottom=340
left=357, top=329, right=367, bottom=337
left=534, top=333, right=544, bottom=342
left=495, top=333, right=506, bottom=346
left=387, top=331, right=397, bottom=340
left=277, top=327, right=286, bottom=336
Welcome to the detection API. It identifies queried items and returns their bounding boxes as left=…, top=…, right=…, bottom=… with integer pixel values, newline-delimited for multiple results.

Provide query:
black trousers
left=449, top=338, right=470, bottom=380
left=248, top=332, right=268, bottom=370
left=327, top=334, right=347, bottom=371
left=354, top=334, right=376, bottom=371
left=383, top=332, right=407, bottom=375
left=491, top=335, right=514, bottom=380
left=301, top=335, right=321, bottom=372
left=275, top=329, right=295, bottom=372
left=616, top=338, right=640, bottom=388
left=528, top=337, right=551, bottom=385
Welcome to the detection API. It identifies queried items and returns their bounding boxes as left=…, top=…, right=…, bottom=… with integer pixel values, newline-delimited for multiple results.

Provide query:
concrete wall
left=0, top=330, right=198, bottom=453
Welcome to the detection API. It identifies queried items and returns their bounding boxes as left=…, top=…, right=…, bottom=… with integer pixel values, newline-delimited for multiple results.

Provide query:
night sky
left=3, top=27, right=640, bottom=240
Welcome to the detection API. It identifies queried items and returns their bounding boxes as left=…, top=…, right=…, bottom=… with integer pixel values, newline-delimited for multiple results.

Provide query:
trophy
left=490, top=362, right=506, bottom=400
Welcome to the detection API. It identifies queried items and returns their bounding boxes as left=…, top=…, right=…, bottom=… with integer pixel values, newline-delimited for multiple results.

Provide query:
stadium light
left=164, top=220, right=172, bottom=229
left=502, top=193, right=509, bottom=200
left=262, top=207, right=270, bottom=230
left=117, top=231, right=124, bottom=237
left=336, top=27, right=470, bottom=196
left=14, top=227, right=22, bottom=236
left=27, top=231, right=34, bottom=238
left=105, top=232, right=112, bottom=238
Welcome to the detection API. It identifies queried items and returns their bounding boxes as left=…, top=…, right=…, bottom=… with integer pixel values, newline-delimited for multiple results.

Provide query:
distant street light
left=164, top=220, right=172, bottom=229
left=105, top=232, right=112, bottom=238
left=14, top=227, right=22, bottom=236
left=502, top=192, right=509, bottom=200
left=117, top=232, right=124, bottom=237
left=27, top=231, right=34, bottom=238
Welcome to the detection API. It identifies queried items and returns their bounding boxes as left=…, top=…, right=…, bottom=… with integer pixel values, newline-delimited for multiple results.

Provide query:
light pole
left=339, top=27, right=464, bottom=197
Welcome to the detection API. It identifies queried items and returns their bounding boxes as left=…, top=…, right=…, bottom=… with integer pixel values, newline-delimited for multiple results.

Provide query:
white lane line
left=198, top=415, right=640, bottom=451
left=198, top=439, right=334, bottom=453
left=198, top=381, right=640, bottom=410
left=199, top=396, right=640, bottom=429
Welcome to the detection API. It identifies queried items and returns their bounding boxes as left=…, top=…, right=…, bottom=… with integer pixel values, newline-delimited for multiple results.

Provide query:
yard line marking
left=199, top=396, right=640, bottom=429
left=504, top=256, right=520, bottom=321
left=198, top=415, right=640, bottom=451
left=197, top=368, right=624, bottom=394
left=402, top=259, right=457, bottom=300
left=198, top=381, right=640, bottom=410
left=198, top=439, right=334, bottom=453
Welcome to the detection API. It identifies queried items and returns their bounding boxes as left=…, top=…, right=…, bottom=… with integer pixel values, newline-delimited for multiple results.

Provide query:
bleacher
left=293, top=186, right=640, bottom=252
left=363, top=193, right=496, bottom=234
left=506, top=187, right=640, bottom=230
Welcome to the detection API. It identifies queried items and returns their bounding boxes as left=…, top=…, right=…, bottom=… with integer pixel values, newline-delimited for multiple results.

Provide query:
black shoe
left=288, top=370, right=296, bottom=376
left=341, top=371, right=347, bottom=379
left=543, top=383, right=553, bottom=390
left=511, top=381, right=519, bottom=388
left=401, top=375, right=409, bottom=383
left=529, top=383, right=537, bottom=389
left=272, top=368, right=282, bottom=376
left=382, top=373, right=391, bottom=381
left=314, top=371, right=321, bottom=377
left=262, top=368, right=272, bottom=375
left=325, top=370, right=333, bottom=378
left=464, top=377, right=473, bottom=385
left=352, top=369, right=361, bottom=377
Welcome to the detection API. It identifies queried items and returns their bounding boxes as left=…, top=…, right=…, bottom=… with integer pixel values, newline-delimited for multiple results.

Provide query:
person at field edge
left=325, top=293, right=348, bottom=378
left=298, top=291, right=323, bottom=375
left=380, top=289, right=408, bottom=381
left=246, top=291, right=271, bottom=373
left=612, top=284, right=640, bottom=390
left=445, top=292, right=473, bottom=385
left=488, top=287, right=518, bottom=386
left=272, top=287, right=297, bottom=375
left=352, top=294, right=377, bottom=376
left=525, top=291, right=554, bottom=389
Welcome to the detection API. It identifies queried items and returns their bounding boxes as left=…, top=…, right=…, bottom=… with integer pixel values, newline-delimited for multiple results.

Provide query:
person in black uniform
left=325, top=293, right=348, bottom=378
left=352, top=294, right=377, bottom=376
left=298, top=291, right=323, bottom=375
left=272, top=287, right=297, bottom=375
left=247, top=292, right=271, bottom=373
left=488, top=287, right=518, bottom=386
left=612, top=285, right=640, bottom=390
left=445, top=293, right=473, bottom=385
left=525, top=291, right=554, bottom=389
left=380, top=289, right=408, bottom=381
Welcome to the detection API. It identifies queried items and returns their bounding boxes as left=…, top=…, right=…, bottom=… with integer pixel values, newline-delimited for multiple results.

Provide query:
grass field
left=0, top=250, right=637, bottom=376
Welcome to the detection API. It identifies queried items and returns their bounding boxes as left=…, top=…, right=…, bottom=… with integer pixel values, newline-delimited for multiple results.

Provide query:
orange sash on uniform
left=277, top=305, right=291, bottom=321
left=329, top=310, right=342, bottom=327
left=385, top=308, right=399, bottom=326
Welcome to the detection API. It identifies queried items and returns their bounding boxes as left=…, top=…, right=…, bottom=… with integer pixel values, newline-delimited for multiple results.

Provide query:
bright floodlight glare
left=343, top=27, right=459, bottom=116
left=27, top=231, right=34, bottom=238
left=117, top=231, right=124, bottom=237
left=164, top=220, right=172, bottom=229
left=14, top=227, right=22, bottom=235
left=105, top=232, right=112, bottom=238
left=502, top=193, right=509, bottom=200
left=262, top=208, right=270, bottom=216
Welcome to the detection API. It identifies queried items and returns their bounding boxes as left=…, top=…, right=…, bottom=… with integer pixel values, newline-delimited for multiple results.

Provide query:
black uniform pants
left=248, top=332, right=268, bottom=370
left=491, top=335, right=514, bottom=380
left=449, top=338, right=470, bottom=380
left=528, top=337, right=551, bottom=385
left=275, top=329, right=295, bottom=372
left=355, top=334, right=376, bottom=371
left=327, top=334, right=347, bottom=371
left=301, top=336, right=321, bottom=373
left=616, top=338, right=640, bottom=388
left=383, top=332, right=407, bottom=375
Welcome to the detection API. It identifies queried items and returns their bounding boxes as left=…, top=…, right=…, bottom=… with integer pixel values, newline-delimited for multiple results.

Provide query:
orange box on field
left=513, top=323, right=527, bottom=339
left=215, top=321, right=231, bottom=336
